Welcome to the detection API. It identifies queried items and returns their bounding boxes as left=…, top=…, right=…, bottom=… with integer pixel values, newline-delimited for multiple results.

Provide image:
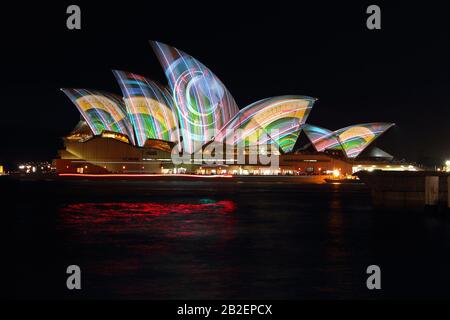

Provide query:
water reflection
left=54, top=199, right=235, bottom=297
left=61, top=200, right=235, bottom=219
left=59, top=199, right=236, bottom=242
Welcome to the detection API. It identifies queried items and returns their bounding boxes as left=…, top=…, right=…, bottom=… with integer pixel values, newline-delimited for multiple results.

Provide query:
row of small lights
left=66, top=160, right=450, bottom=174
left=18, top=164, right=52, bottom=173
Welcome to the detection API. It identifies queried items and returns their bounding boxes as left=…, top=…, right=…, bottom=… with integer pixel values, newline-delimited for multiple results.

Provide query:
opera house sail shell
left=335, top=123, right=395, bottom=158
left=150, top=41, right=239, bottom=153
left=302, top=123, right=344, bottom=153
left=214, top=96, right=315, bottom=153
left=302, top=123, right=395, bottom=158
left=60, top=40, right=395, bottom=174
left=113, top=70, right=179, bottom=147
left=61, top=88, right=136, bottom=145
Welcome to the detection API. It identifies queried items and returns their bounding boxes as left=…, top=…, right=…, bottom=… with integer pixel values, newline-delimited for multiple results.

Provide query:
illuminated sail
left=113, top=70, right=179, bottom=147
left=302, top=124, right=342, bottom=152
left=335, top=123, right=395, bottom=158
left=215, top=96, right=315, bottom=153
left=61, top=88, right=135, bottom=145
left=61, top=42, right=394, bottom=161
left=150, top=41, right=239, bottom=153
left=305, top=122, right=395, bottom=158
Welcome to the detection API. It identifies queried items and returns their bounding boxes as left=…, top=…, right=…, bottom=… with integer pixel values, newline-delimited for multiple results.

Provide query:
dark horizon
left=2, top=2, right=449, bottom=168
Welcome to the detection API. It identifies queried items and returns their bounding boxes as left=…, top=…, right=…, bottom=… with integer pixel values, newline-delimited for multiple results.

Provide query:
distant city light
left=16, top=161, right=54, bottom=174
left=59, top=173, right=233, bottom=178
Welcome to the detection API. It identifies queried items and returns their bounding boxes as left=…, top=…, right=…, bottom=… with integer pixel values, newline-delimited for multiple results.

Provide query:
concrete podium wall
left=425, top=176, right=439, bottom=206
left=356, top=171, right=449, bottom=211
left=448, top=176, right=450, bottom=209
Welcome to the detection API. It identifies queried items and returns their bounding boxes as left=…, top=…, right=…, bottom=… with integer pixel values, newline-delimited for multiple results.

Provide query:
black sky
left=1, top=2, right=449, bottom=168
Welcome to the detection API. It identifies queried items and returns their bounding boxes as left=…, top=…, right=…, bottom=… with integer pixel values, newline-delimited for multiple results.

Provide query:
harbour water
left=3, top=177, right=450, bottom=299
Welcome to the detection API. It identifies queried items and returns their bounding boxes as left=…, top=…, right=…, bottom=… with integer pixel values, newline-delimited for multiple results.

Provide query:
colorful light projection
left=61, top=88, right=135, bottom=145
left=301, top=123, right=343, bottom=152
left=303, top=123, right=394, bottom=158
left=335, top=122, right=395, bottom=158
left=62, top=42, right=394, bottom=159
left=113, top=70, right=179, bottom=147
left=150, top=41, right=239, bottom=153
left=215, top=96, right=315, bottom=153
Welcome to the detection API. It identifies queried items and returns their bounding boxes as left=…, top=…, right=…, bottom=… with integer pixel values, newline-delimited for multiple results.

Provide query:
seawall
left=356, top=171, right=449, bottom=211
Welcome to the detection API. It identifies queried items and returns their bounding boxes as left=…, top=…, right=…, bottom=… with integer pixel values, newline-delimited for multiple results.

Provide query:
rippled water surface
left=5, top=179, right=450, bottom=299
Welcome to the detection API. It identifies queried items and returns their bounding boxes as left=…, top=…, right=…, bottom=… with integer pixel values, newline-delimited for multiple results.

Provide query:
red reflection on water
left=59, top=200, right=237, bottom=241
left=63, top=200, right=235, bottom=218
left=58, top=200, right=237, bottom=286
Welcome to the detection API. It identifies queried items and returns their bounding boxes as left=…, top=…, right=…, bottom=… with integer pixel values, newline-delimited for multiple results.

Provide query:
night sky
left=1, top=2, right=449, bottom=168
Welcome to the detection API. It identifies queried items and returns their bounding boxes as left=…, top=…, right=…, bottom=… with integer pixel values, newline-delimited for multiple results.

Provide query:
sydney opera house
left=55, top=41, right=402, bottom=176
